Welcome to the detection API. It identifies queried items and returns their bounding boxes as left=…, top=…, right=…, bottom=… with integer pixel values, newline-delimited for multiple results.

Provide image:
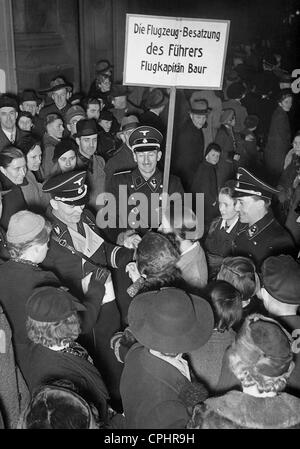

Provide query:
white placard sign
left=124, top=14, right=230, bottom=89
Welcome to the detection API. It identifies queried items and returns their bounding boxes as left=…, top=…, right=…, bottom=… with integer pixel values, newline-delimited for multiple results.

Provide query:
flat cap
left=65, top=105, right=85, bottom=124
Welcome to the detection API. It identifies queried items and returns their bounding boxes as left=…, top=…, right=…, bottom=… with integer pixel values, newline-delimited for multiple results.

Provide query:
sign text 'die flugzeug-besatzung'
left=123, top=14, right=230, bottom=89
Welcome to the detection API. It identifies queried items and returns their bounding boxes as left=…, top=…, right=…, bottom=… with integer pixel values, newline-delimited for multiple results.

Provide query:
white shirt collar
left=149, top=349, right=191, bottom=381
left=220, top=216, right=239, bottom=233
left=2, top=127, right=16, bottom=141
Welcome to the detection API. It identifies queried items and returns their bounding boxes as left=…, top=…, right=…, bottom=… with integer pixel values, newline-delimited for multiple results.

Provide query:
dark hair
left=83, top=97, right=101, bottom=110
left=205, top=142, right=221, bottom=157
left=208, top=280, right=243, bottom=332
left=278, top=88, right=293, bottom=104
left=45, top=113, right=63, bottom=128
left=18, top=111, right=33, bottom=121
left=18, top=135, right=41, bottom=156
left=217, top=256, right=257, bottom=301
left=0, top=146, right=25, bottom=168
left=17, top=382, right=101, bottom=429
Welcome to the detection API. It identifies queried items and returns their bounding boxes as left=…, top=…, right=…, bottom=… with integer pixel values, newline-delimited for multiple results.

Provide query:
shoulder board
left=113, top=170, right=131, bottom=176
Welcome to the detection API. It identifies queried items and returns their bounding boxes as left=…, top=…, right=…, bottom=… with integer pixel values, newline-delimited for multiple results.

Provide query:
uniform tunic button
left=253, top=241, right=257, bottom=245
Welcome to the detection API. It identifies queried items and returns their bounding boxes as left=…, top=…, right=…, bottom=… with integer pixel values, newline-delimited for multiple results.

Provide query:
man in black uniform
left=42, top=170, right=135, bottom=411
left=98, top=125, right=184, bottom=245
left=233, top=167, right=296, bottom=267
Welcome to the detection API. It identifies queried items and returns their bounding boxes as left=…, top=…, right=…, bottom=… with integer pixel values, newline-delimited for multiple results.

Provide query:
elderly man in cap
left=74, top=119, right=106, bottom=213
left=233, top=167, right=296, bottom=267
left=259, top=254, right=300, bottom=396
left=0, top=95, right=27, bottom=151
left=172, top=93, right=209, bottom=191
left=120, top=287, right=213, bottom=428
left=65, top=104, right=86, bottom=138
left=100, top=125, right=184, bottom=244
left=42, top=170, right=135, bottom=410
left=104, top=115, right=139, bottom=186
left=39, top=76, right=72, bottom=128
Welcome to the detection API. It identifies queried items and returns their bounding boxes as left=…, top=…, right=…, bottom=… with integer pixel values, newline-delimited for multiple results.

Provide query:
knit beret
left=6, top=211, right=46, bottom=244
left=261, top=255, right=300, bottom=304
left=52, top=137, right=78, bottom=162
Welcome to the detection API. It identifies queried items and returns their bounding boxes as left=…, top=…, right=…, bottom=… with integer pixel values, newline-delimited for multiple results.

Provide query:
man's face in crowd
left=52, top=88, right=68, bottom=109
left=76, top=134, right=98, bottom=159
left=27, top=145, right=42, bottom=172
left=47, top=119, right=64, bottom=140
left=67, top=115, right=85, bottom=136
left=112, top=95, right=127, bottom=110
left=293, top=136, right=300, bottom=156
left=0, top=157, right=27, bottom=185
left=279, top=96, right=293, bottom=112
left=96, top=73, right=111, bottom=92
left=21, top=101, right=38, bottom=116
left=0, top=107, right=17, bottom=131
left=18, top=116, right=33, bottom=131
left=235, top=196, right=264, bottom=225
left=86, top=104, right=100, bottom=121
left=51, top=200, right=84, bottom=224
left=190, top=112, right=207, bottom=129
left=134, top=150, right=161, bottom=180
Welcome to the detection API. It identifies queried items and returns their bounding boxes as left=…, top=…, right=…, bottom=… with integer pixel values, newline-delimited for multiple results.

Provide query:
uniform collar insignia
left=248, top=224, right=258, bottom=238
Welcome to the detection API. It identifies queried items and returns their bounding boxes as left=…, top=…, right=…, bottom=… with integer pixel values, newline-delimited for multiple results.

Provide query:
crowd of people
left=0, top=37, right=300, bottom=429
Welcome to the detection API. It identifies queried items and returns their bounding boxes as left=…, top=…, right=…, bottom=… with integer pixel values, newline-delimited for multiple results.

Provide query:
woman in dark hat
left=50, top=137, right=78, bottom=177
left=22, top=286, right=110, bottom=423
left=264, top=89, right=293, bottom=186
left=120, top=287, right=214, bottom=428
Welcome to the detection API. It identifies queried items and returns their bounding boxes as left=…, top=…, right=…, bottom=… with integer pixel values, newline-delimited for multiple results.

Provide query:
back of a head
left=136, top=231, right=180, bottom=278
left=217, top=256, right=257, bottom=301
left=208, top=280, right=243, bottom=332
left=18, top=382, right=100, bottom=429
left=228, top=314, right=294, bottom=393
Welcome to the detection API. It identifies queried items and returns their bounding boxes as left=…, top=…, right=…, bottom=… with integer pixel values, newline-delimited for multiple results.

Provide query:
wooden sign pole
left=162, top=85, right=176, bottom=212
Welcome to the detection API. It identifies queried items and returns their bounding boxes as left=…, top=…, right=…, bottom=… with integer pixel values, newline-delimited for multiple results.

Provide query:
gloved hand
left=87, top=266, right=110, bottom=298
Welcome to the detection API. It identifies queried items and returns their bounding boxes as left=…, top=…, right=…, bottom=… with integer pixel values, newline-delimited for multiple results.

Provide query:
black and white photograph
left=0, top=0, right=299, bottom=433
